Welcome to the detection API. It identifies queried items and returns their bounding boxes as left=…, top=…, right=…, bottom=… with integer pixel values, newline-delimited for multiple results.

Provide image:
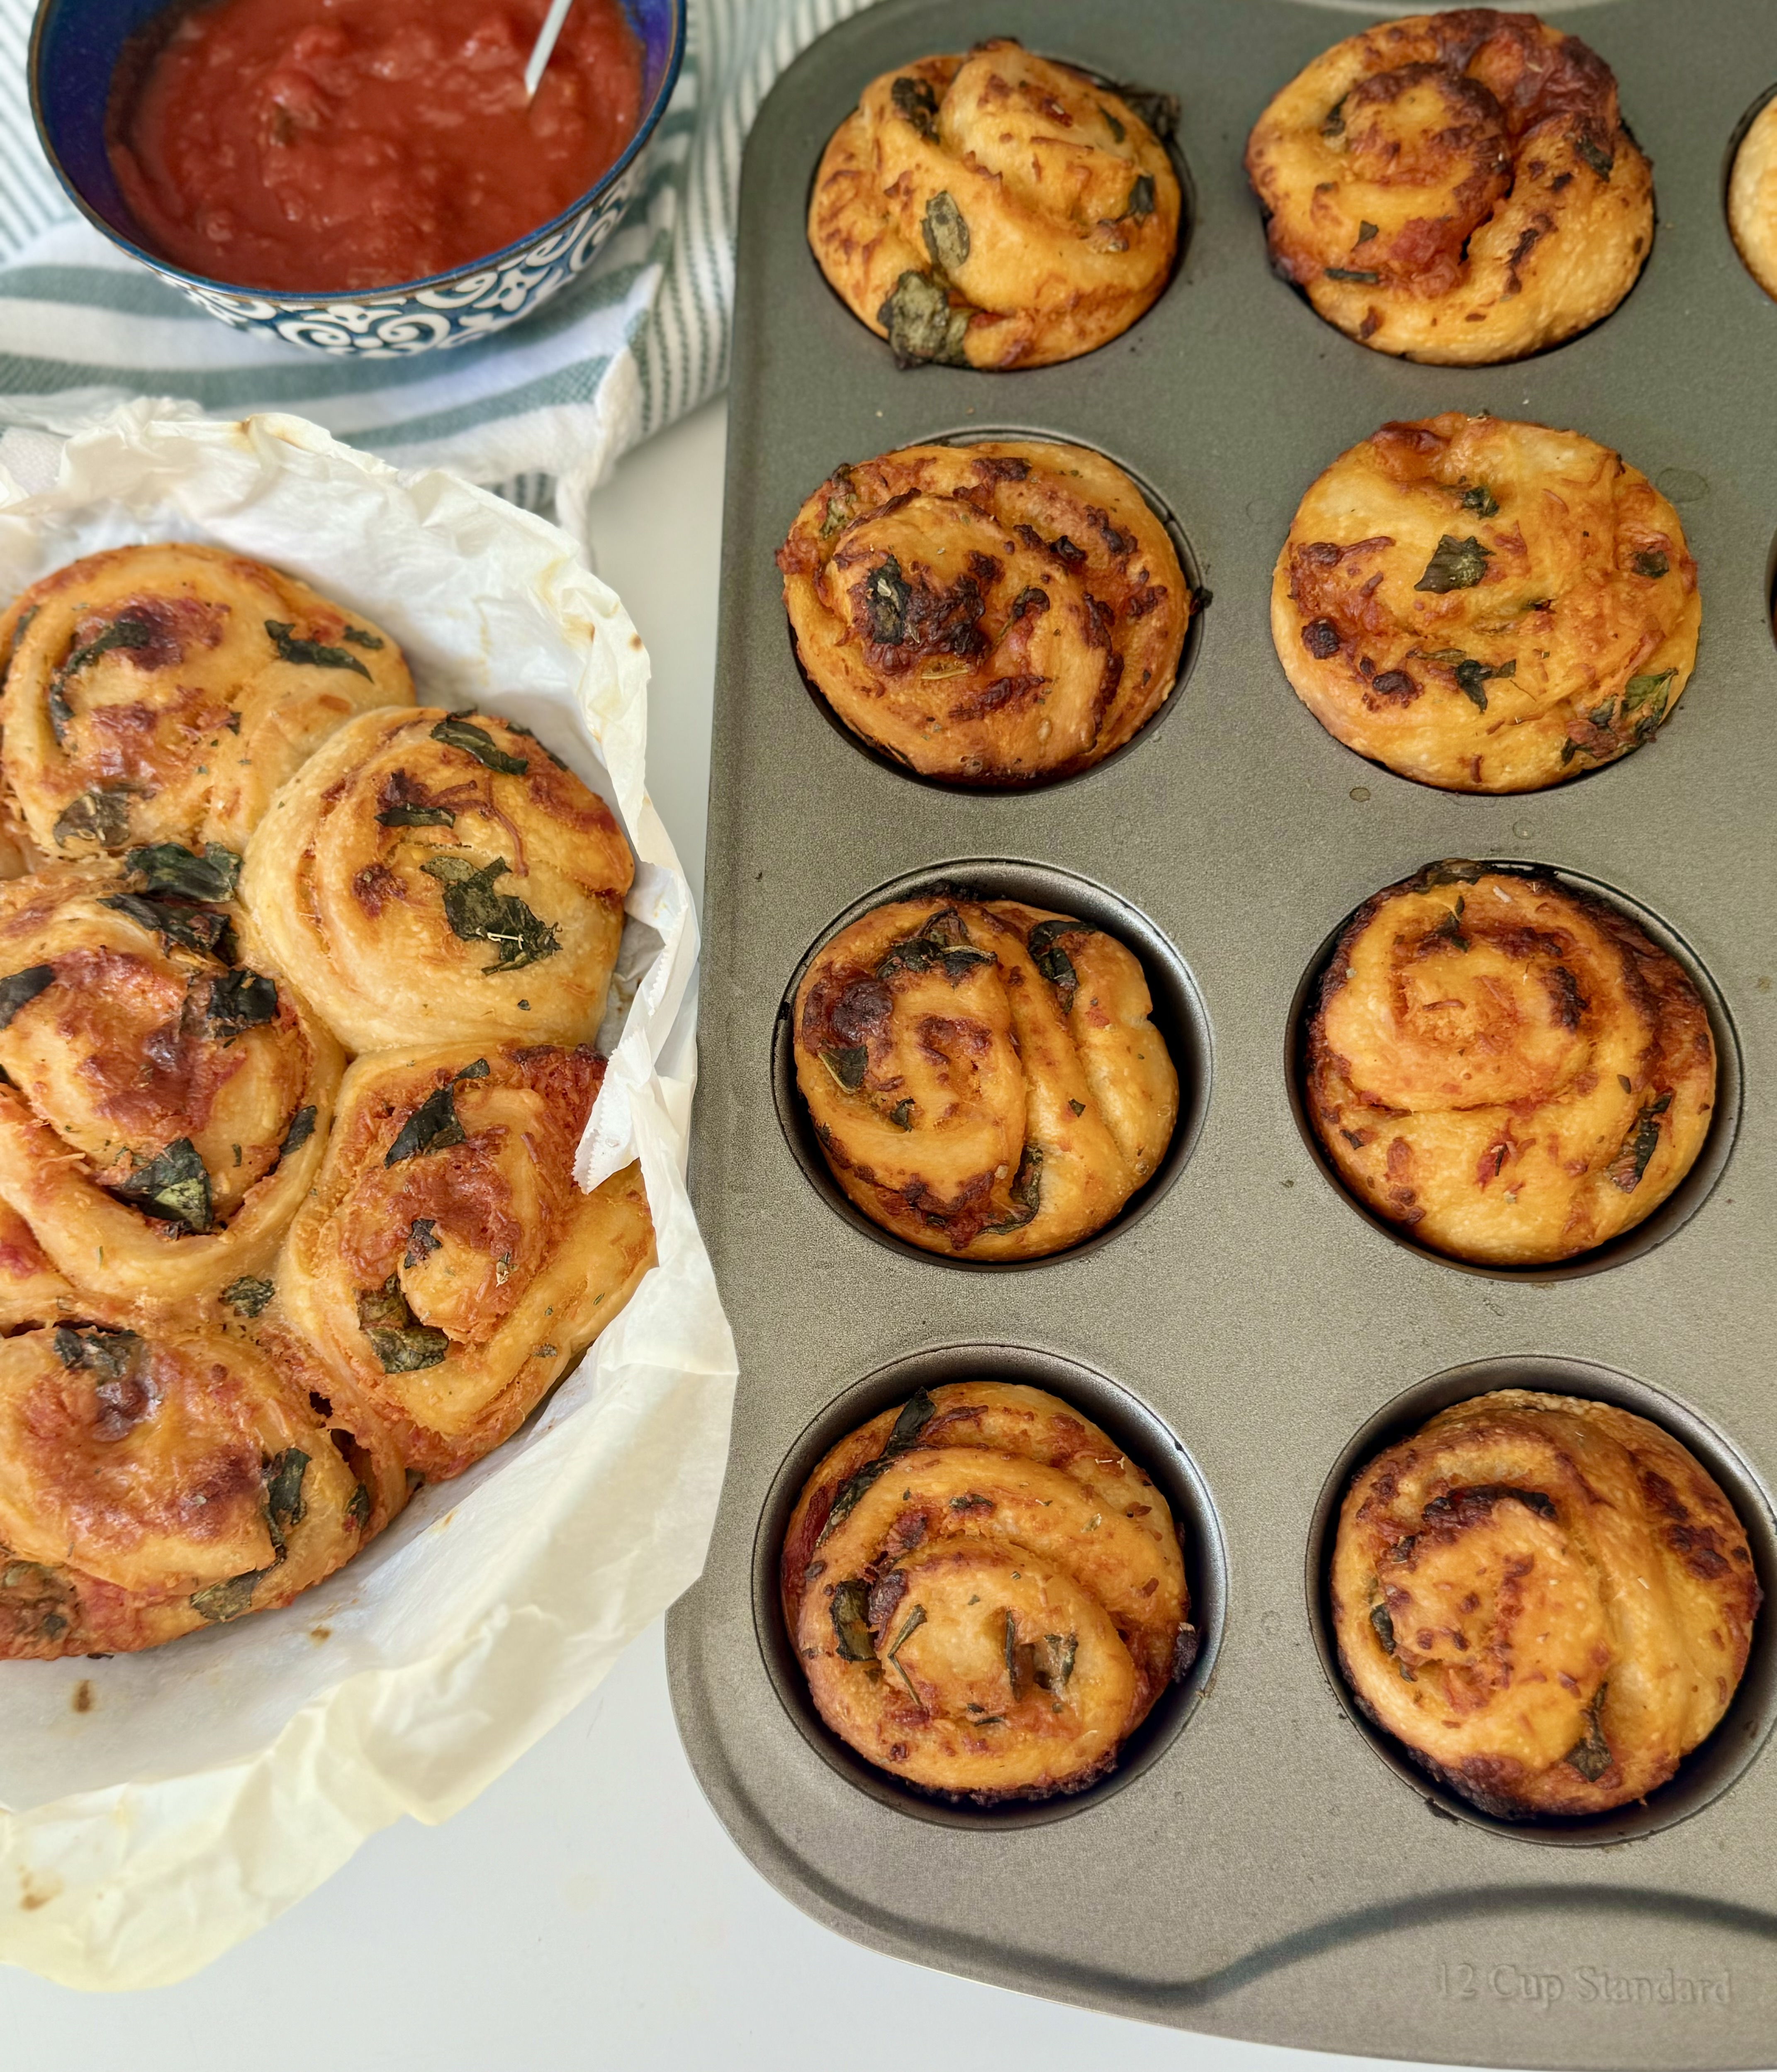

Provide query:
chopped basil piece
left=921, top=191, right=970, bottom=274
left=404, top=1217, right=441, bottom=1267
left=430, top=715, right=529, bottom=774
left=1632, top=550, right=1669, bottom=579
left=52, top=1325, right=143, bottom=1378
left=889, top=74, right=939, bottom=138
left=356, top=1276, right=450, bottom=1372
left=222, top=1275, right=275, bottom=1318
left=1574, top=133, right=1613, bottom=181
left=0, top=965, right=53, bottom=1030
left=821, top=1387, right=937, bottom=1538
left=263, top=1447, right=309, bottom=1557
left=1028, top=917, right=1094, bottom=1008
left=1036, top=1632, right=1077, bottom=1693
left=61, top=612, right=159, bottom=678
left=420, top=855, right=561, bottom=973
left=385, top=1084, right=466, bottom=1165
left=454, top=1058, right=490, bottom=1081
left=112, top=1138, right=212, bottom=1234
left=1565, top=1685, right=1612, bottom=1780
left=859, top=555, right=910, bottom=645
left=1356, top=220, right=1378, bottom=243
left=983, top=1143, right=1042, bottom=1234
left=1414, top=535, right=1493, bottom=593
left=100, top=892, right=234, bottom=961
left=208, top=968, right=278, bottom=1037
left=1451, top=656, right=1515, bottom=711
left=1096, top=102, right=1125, bottom=143
left=1117, top=84, right=1178, bottom=142
left=1121, top=173, right=1156, bottom=221
left=190, top=1570, right=264, bottom=1624
left=376, top=803, right=454, bottom=828
left=46, top=680, right=71, bottom=746
left=1458, top=484, right=1499, bottom=519
left=346, top=1483, right=373, bottom=1530
left=340, top=625, right=384, bottom=649
left=53, top=788, right=132, bottom=851
left=829, top=1579, right=877, bottom=1661
left=889, top=1098, right=915, bottom=1130
left=819, top=1043, right=868, bottom=1091
left=1622, top=668, right=1675, bottom=716
left=126, top=842, right=241, bottom=901
left=1323, top=266, right=1380, bottom=283
left=875, top=907, right=994, bottom=984
left=875, top=269, right=970, bottom=368
left=280, top=1105, right=317, bottom=1158
left=265, top=620, right=371, bottom=679
left=1606, top=1092, right=1673, bottom=1192
left=1369, top=1600, right=1396, bottom=1654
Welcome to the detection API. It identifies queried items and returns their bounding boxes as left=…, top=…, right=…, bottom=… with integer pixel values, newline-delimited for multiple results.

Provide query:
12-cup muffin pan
left=665, top=0, right=1777, bottom=2063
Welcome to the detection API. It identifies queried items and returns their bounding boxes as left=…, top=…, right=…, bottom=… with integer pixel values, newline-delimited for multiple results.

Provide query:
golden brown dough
left=778, top=441, right=1190, bottom=784
left=809, top=40, right=1180, bottom=370
left=794, top=895, right=1177, bottom=1259
left=1306, top=862, right=1715, bottom=1266
left=784, top=1381, right=1191, bottom=1801
left=0, top=854, right=341, bottom=1307
left=1245, top=10, right=1652, bottom=364
left=1272, top=414, right=1698, bottom=793
left=1332, top=1390, right=1760, bottom=1816
left=278, top=1041, right=655, bottom=1480
left=0, top=1314, right=406, bottom=1660
left=0, top=543, right=411, bottom=860
left=1729, top=97, right=1777, bottom=302
left=241, top=706, right=634, bottom=1054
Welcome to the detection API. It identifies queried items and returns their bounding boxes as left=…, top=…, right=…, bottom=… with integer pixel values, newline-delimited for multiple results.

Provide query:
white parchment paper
left=0, top=402, right=737, bottom=1990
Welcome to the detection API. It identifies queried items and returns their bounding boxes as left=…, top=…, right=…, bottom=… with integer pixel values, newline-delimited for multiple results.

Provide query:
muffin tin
left=665, top=0, right=1777, bottom=2063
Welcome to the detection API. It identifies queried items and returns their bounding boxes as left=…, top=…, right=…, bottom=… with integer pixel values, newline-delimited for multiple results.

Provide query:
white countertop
left=0, top=398, right=1480, bottom=2072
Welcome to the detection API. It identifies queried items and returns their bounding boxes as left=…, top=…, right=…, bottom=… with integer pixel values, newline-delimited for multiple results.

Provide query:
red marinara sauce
left=108, top=0, right=644, bottom=292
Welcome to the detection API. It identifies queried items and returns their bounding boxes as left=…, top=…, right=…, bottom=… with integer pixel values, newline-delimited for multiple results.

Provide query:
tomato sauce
left=108, top=0, right=645, bottom=292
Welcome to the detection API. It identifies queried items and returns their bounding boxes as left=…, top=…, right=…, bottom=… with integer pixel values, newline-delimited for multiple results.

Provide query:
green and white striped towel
left=0, top=0, right=870, bottom=529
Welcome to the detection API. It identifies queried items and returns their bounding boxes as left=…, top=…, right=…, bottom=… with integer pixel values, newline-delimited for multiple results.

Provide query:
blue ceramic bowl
left=29, top=0, right=685, bottom=357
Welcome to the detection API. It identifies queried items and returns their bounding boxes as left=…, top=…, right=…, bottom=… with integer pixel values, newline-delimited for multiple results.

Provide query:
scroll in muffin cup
left=809, top=39, right=1181, bottom=370
left=1272, top=414, right=1698, bottom=793
left=0, top=543, right=413, bottom=862
left=1332, top=1390, right=1760, bottom=1817
left=1730, top=96, right=1777, bottom=303
left=794, top=894, right=1178, bottom=1259
left=783, top=1381, right=1191, bottom=1801
left=779, top=441, right=1192, bottom=785
left=1305, top=863, right=1716, bottom=1266
left=0, top=1312, right=407, bottom=1660
left=277, top=1041, right=655, bottom=1480
left=1245, top=9, right=1652, bottom=365
left=0, top=856, right=341, bottom=1308
left=242, top=706, right=635, bottom=1054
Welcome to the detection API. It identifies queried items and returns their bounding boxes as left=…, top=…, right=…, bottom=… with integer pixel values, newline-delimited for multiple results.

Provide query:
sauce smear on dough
left=108, top=0, right=643, bottom=292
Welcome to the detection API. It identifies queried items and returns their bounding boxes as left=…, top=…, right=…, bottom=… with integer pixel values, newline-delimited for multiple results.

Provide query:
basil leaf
left=1120, top=173, right=1155, bottom=222
left=356, top=1276, right=450, bottom=1372
left=875, top=269, right=970, bottom=368
left=385, top=1084, right=466, bottom=1165
left=1414, top=536, right=1492, bottom=593
left=1622, top=668, right=1675, bottom=716
left=1036, top=1632, right=1077, bottom=1693
left=340, top=625, right=384, bottom=650
left=821, top=1387, right=936, bottom=1537
left=100, top=893, right=234, bottom=962
left=126, top=842, right=241, bottom=901
left=53, top=788, right=132, bottom=850
left=265, top=620, right=371, bottom=680
left=1451, top=656, right=1515, bottom=712
left=1632, top=550, right=1669, bottom=579
left=1574, top=133, right=1613, bottom=181
left=279, top=1105, right=316, bottom=1158
left=1323, top=266, right=1380, bottom=283
left=819, top=1043, right=867, bottom=1091
left=1370, top=1600, right=1397, bottom=1654
left=376, top=803, right=454, bottom=828
left=1458, top=484, right=1499, bottom=519
left=61, top=612, right=159, bottom=677
left=190, top=1570, right=265, bottom=1624
left=263, top=1447, right=309, bottom=1556
left=982, top=1143, right=1043, bottom=1233
left=1606, top=1092, right=1673, bottom=1193
left=52, top=1325, right=143, bottom=1378
left=890, top=74, right=938, bottom=138
left=404, top=1217, right=441, bottom=1267
left=429, top=716, right=528, bottom=774
left=829, top=1579, right=877, bottom=1661
left=921, top=192, right=970, bottom=274
left=1565, top=1683, right=1611, bottom=1780
left=112, top=1138, right=212, bottom=1233
left=346, top=1484, right=373, bottom=1530
left=221, top=1275, right=275, bottom=1318
left=1356, top=220, right=1378, bottom=243
left=454, top=1057, right=490, bottom=1081
left=420, top=855, right=561, bottom=974
left=208, top=968, right=278, bottom=1037
left=0, top=965, right=53, bottom=1031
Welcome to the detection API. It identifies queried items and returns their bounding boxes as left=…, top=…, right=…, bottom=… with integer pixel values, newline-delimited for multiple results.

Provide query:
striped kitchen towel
left=0, top=0, right=871, bottom=530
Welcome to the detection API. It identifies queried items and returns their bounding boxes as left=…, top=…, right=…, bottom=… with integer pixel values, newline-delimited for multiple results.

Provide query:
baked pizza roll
left=783, top=1381, right=1192, bottom=1801
left=0, top=854, right=341, bottom=1307
left=0, top=543, right=412, bottom=861
left=277, top=1042, right=655, bottom=1480
left=241, top=706, right=634, bottom=1054
left=1245, top=10, right=1652, bottom=364
left=809, top=39, right=1181, bottom=370
left=1273, top=415, right=1698, bottom=793
left=778, top=441, right=1191, bottom=784
left=1306, top=863, right=1715, bottom=1266
left=1333, top=1390, right=1760, bottom=1816
left=1729, top=97, right=1777, bottom=302
left=795, top=894, right=1177, bottom=1259
left=0, top=1314, right=405, bottom=1660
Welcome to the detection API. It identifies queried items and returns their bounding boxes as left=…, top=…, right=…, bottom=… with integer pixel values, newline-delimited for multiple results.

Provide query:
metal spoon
left=523, top=0, right=574, bottom=102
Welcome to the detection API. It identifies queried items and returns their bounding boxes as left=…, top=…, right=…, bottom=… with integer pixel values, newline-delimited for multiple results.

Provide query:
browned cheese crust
left=794, top=895, right=1178, bottom=1259
left=808, top=39, right=1181, bottom=370
left=1244, top=9, right=1651, bottom=364
left=241, top=706, right=635, bottom=1053
left=783, top=1380, right=1191, bottom=1801
left=778, top=440, right=1189, bottom=784
left=277, top=1041, right=655, bottom=1480
left=0, top=1314, right=407, bottom=1660
left=0, top=857, right=342, bottom=1308
left=1333, top=1390, right=1760, bottom=1816
left=0, top=543, right=412, bottom=862
left=1271, top=414, right=1698, bottom=792
left=1306, top=863, right=1715, bottom=1266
